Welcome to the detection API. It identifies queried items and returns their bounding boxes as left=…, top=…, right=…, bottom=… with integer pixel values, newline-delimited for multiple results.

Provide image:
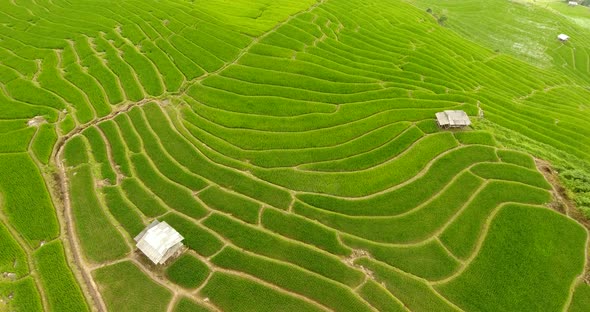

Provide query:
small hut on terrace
left=568, top=1, right=578, bottom=6
left=435, top=110, right=471, bottom=129
left=558, top=34, right=570, bottom=42
left=135, top=220, right=184, bottom=265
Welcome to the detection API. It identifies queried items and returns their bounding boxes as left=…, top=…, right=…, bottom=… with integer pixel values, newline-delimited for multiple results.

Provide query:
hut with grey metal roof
left=558, top=34, right=570, bottom=42
left=134, top=220, right=184, bottom=265
left=435, top=110, right=471, bottom=129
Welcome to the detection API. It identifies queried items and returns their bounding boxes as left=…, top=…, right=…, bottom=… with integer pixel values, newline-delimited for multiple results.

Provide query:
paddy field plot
left=0, top=0, right=589, bottom=311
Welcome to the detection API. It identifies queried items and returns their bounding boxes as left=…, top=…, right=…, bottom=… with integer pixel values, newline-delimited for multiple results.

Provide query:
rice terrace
left=3, top=0, right=590, bottom=311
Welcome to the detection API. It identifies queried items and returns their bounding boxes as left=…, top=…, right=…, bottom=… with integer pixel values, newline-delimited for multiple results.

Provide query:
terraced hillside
left=410, top=0, right=590, bottom=216
left=0, top=0, right=589, bottom=311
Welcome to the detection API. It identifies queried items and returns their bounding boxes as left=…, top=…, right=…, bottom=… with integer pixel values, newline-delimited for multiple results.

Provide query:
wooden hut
left=135, top=220, right=184, bottom=265
left=435, top=110, right=471, bottom=129
left=558, top=34, right=570, bottom=42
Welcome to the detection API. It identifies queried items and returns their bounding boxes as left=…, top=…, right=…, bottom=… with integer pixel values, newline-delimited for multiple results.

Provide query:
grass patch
left=173, top=297, right=213, bottom=312
left=127, top=107, right=208, bottom=191
left=130, top=153, right=207, bottom=220
left=203, top=213, right=364, bottom=287
left=160, top=213, right=223, bottom=257
left=298, top=145, right=497, bottom=216
left=34, top=241, right=89, bottom=312
left=440, top=181, right=551, bottom=259
left=69, top=165, right=129, bottom=263
left=200, top=272, right=324, bottom=312
left=120, top=178, right=168, bottom=218
left=454, top=131, right=497, bottom=146
left=437, top=204, right=586, bottom=311
left=570, top=283, right=590, bottom=312
left=254, top=133, right=458, bottom=196
left=261, top=208, right=351, bottom=256
left=470, top=162, right=551, bottom=189
left=166, top=254, right=210, bottom=289
left=102, top=186, right=146, bottom=237
left=63, top=135, right=89, bottom=167
left=357, top=257, right=460, bottom=312
left=83, top=126, right=117, bottom=182
left=0, top=153, right=59, bottom=245
left=357, top=280, right=407, bottom=312
left=0, top=222, right=28, bottom=277
left=30, top=123, right=57, bottom=164
left=198, top=186, right=260, bottom=224
left=343, top=235, right=460, bottom=280
left=211, top=246, right=374, bottom=312
left=0, top=278, right=43, bottom=312
left=93, top=261, right=172, bottom=312
left=496, top=149, right=536, bottom=169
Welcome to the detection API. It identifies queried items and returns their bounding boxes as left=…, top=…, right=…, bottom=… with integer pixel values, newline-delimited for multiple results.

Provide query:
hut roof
left=135, top=220, right=184, bottom=264
left=436, top=110, right=471, bottom=127
left=558, top=34, right=570, bottom=41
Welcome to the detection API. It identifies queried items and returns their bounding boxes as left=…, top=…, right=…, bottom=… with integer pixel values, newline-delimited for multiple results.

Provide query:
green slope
left=0, top=0, right=589, bottom=311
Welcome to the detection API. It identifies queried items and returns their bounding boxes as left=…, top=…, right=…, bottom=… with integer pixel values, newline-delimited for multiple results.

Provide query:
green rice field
left=0, top=0, right=589, bottom=311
